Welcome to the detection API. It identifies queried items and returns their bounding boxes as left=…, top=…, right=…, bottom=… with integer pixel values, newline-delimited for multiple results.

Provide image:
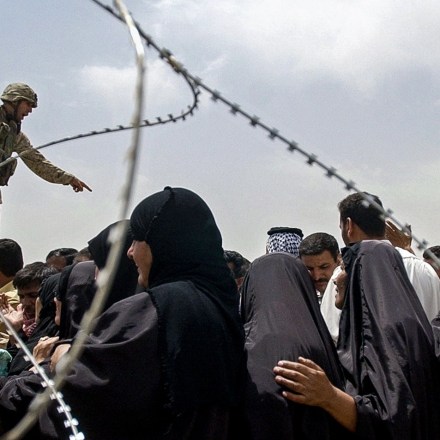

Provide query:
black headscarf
left=130, top=187, right=235, bottom=291
left=56, top=261, right=96, bottom=340
left=87, top=219, right=140, bottom=310
left=338, top=240, right=440, bottom=439
left=241, top=252, right=351, bottom=440
left=56, top=220, right=140, bottom=339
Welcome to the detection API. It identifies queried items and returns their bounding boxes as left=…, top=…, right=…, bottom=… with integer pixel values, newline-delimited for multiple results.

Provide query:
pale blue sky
left=2, top=0, right=439, bottom=263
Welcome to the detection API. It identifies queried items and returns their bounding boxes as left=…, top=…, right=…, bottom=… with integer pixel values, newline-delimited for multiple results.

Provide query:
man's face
left=127, top=240, right=153, bottom=288
left=18, top=281, right=40, bottom=317
left=15, top=100, right=34, bottom=121
left=301, top=250, right=339, bottom=294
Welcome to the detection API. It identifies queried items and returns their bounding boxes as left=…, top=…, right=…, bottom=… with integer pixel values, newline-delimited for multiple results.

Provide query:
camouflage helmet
left=1, top=83, right=38, bottom=108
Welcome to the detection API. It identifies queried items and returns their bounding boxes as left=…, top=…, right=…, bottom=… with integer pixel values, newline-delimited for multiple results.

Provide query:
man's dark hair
left=0, top=239, right=24, bottom=277
left=13, top=262, right=57, bottom=290
left=299, top=233, right=340, bottom=261
left=224, top=250, right=251, bottom=279
left=338, top=192, right=385, bottom=237
left=423, top=246, right=440, bottom=260
left=73, top=247, right=92, bottom=263
left=46, top=247, right=78, bottom=267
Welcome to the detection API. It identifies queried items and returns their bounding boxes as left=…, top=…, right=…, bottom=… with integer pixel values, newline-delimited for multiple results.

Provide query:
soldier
left=0, top=82, right=91, bottom=203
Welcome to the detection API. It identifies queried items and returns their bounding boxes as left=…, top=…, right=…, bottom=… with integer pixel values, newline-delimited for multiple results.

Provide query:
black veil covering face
left=338, top=240, right=440, bottom=439
left=40, top=187, right=245, bottom=440
left=240, top=252, right=351, bottom=440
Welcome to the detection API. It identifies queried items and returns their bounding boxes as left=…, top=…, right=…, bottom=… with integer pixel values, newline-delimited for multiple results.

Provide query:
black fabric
left=40, top=292, right=162, bottom=440
left=57, top=261, right=96, bottom=340
left=40, top=187, right=245, bottom=439
left=431, top=312, right=440, bottom=362
left=240, top=252, right=352, bottom=440
left=266, top=226, right=303, bottom=238
left=57, top=220, right=139, bottom=339
left=7, top=273, right=60, bottom=376
left=0, top=222, right=141, bottom=438
left=338, top=240, right=440, bottom=439
left=0, top=370, right=47, bottom=438
left=87, top=219, right=140, bottom=310
left=130, top=187, right=244, bottom=408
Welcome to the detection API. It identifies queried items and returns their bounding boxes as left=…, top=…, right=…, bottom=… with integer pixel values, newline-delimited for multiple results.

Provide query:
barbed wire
left=0, top=70, right=198, bottom=169
left=1, top=1, right=436, bottom=265
left=90, top=0, right=440, bottom=266
left=0, top=26, right=199, bottom=168
left=2, top=2, right=440, bottom=438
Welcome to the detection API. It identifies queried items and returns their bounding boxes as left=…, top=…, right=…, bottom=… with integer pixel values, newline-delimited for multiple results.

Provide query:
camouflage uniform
left=0, top=84, right=75, bottom=203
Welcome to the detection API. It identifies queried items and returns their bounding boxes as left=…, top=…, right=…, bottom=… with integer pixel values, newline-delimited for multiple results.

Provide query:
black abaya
left=338, top=240, right=440, bottom=439
left=241, top=252, right=352, bottom=439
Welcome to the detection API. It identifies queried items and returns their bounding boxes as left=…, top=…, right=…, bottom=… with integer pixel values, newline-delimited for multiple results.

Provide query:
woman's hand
left=274, top=357, right=357, bottom=432
left=33, top=336, right=60, bottom=364
left=50, top=343, right=71, bottom=372
left=274, top=357, right=336, bottom=407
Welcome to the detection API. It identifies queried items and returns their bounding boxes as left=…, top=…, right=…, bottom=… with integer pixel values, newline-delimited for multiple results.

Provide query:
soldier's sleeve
left=13, top=133, right=74, bottom=185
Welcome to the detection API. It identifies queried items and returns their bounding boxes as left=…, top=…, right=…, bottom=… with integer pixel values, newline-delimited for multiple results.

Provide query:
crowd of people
left=0, top=187, right=437, bottom=439
left=1, top=83, right=440, bottom=439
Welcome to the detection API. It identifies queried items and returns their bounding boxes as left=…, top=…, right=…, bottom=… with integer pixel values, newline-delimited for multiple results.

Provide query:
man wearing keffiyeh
left=266, top=226, right=304, bottom=256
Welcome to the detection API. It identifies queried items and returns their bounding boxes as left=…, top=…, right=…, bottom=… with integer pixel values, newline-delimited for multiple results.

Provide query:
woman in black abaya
left=41, top=187, right=245, bottom=440
left=55, top=219, right=140, bottom=341
left=241, top=252, right=352, bottom=439
left=274, top=240, right=440, bottom=439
